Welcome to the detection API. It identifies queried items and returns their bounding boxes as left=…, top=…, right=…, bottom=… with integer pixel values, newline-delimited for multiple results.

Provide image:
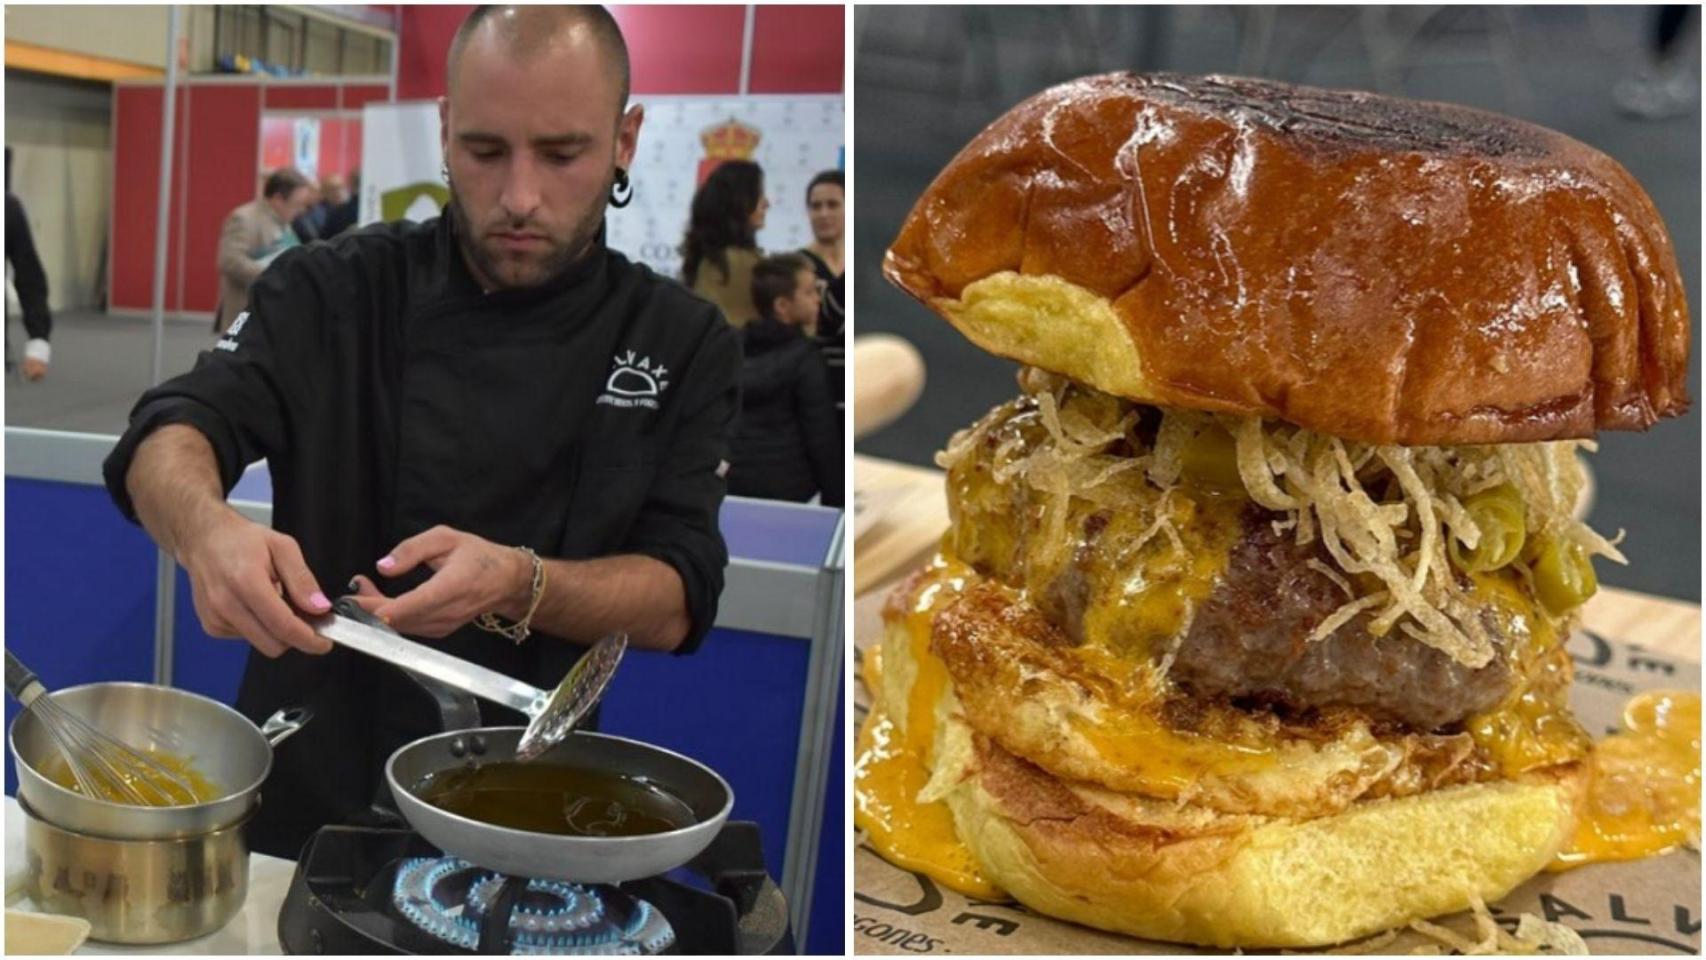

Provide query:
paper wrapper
left=853, top=589, right=1702, bottom=955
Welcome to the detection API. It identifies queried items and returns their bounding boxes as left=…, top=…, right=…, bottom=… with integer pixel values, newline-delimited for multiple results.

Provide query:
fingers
left=378, top=526, right=459, bottom=578
left=240, top=579, right=331, bottom=655
left=343, top=575, right=388, bottom=616
left=269, top=535, right=331, bottom=616
left=373, top=575, right=465, bottom=638
left=194, top=579, right=289, bottom=658
left=224, top=597, right=291, bottom=659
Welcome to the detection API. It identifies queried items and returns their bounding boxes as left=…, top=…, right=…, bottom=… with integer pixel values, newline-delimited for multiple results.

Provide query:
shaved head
left=447, top=5, right=630, bottom=110
left=438, top=3, right=645, bottom=291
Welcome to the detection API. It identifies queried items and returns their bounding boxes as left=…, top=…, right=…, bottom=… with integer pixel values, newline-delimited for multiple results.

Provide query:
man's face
left=439, top=24, right=642, bottom=290
left=776, top=268, right=822, bottom=326
left=807, top=183, right=842, bottom=245
left=271, top=186, right=312, bottom=222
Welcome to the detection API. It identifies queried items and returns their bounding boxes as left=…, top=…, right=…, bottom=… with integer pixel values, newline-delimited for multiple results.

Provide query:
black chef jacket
left=102, top=215, right=739, bottom=859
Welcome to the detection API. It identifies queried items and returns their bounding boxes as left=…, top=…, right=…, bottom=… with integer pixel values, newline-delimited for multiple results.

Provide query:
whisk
left=4, top=651, right=198, bottom=806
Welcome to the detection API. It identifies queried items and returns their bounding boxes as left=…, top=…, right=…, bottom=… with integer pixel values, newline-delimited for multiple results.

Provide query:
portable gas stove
left=278, top=821, right=792, bottom=955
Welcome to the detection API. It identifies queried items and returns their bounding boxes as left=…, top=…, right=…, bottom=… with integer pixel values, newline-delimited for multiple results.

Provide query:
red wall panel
left=183, top=85, right=262, bottom=315
left=260, top=116, right=295, bottom=172
left=263, top=85, right=340, bottom=109
left=749, top=6, right=843, bottom=93
left=395, top=6, right=837, bottom=99
left=396, top=5, right=473, bottom=101
left=317, top=117, right=363, bottom=180
left=615, top=5, right=745, bottom=94
left=342, top=84, right=391, bottom=109
left=319, top=118, right=346, bottom=181
left=111, top=86, right=163, bottom=311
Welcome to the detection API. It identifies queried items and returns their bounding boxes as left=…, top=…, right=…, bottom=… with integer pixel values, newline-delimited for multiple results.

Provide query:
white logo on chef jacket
left=597, top=350, right=670, bottom=410
left=213, top=311, right=250, bottom=352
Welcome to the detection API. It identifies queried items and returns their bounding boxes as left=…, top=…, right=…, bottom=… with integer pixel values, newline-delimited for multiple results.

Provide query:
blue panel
left=228, top=461, right=273, bottom=503
left=170, top=568, right=250, bottom=706
left=719, top=498, right=841, bottom=567
left=805, top=686, right=844, bottom=954
left=596, top=627, right=810, bottom=883
left=4, top=478, right=157, bottom=797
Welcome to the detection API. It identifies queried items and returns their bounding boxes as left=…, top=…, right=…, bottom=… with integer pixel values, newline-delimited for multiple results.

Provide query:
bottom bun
left=943, top=722, right=1584, bottom=948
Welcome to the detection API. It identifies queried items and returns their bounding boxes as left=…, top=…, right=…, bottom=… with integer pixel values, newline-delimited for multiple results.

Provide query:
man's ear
left=615, top=104, right=644, bottom=170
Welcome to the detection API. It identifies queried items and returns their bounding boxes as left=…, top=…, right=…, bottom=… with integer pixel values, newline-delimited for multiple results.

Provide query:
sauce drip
left=40, top=749, right=221, bottom=806
left=1552, top=691, right=1700, bottom=871
left=854, top=555, right=1005, bottom=900
left=415, top=762, right=696, bottom=837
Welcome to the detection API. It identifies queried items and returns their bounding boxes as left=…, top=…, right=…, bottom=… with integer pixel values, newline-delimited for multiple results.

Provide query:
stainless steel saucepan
left=8, top=683, right=309, bottom=840
left=387, top=727, right=734, bottom=883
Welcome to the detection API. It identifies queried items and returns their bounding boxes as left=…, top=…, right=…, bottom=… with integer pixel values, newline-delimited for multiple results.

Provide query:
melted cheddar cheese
left=1464, top=573, right=1592, bottom=777
left=1552, top=691, right=1701, bottom=871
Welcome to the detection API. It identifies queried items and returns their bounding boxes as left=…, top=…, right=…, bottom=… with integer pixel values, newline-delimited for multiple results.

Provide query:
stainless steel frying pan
left=386, top=727, right=734, bottom=883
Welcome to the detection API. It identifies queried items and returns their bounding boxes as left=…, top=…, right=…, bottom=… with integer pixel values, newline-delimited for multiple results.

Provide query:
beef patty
left=1166, top=511, right=1514, bottom=731
left=946, top=395, right=1518, bottom=733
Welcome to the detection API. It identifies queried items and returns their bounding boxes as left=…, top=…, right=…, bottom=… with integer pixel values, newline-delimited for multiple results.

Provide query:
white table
left=3, top=796, right=297, bottom=954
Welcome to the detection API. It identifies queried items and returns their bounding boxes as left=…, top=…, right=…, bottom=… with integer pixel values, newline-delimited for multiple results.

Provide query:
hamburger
left=857, top=73, right=1691, bottom=948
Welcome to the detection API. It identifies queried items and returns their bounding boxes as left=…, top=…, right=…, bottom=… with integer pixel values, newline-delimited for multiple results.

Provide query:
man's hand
left=353, top=526, right=531, bottom=639
left=21, top=358, right=47, bottom=381
left=179, top=510, right=333, bottom=658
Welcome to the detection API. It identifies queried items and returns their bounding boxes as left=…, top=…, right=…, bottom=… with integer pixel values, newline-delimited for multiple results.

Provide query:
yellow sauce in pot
left=38, top=749, right=222, bottom=806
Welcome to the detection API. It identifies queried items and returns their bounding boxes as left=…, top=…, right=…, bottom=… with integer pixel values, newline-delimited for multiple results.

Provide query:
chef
left=101, top=5, right=739, bottom=859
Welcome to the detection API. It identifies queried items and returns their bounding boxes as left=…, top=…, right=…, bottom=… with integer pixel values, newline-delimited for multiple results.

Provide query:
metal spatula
left=315, top=598, right=626, bottom=761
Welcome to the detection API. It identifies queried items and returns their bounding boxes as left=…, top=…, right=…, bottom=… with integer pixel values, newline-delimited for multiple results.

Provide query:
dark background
left=854, top=5, right=1702, bottom=601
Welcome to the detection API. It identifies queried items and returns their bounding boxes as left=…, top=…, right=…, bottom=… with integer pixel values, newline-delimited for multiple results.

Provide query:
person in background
left=301, top=174, right=349, bottom=240
left=321, top=171, right=361, bottom=239
left=291, top=182, right=324, bottom=244
left=216, top=167, right=312, bottom=334
left=5, top=147, right=52, bottom=381
left=798, top=169, right=843, bottom=288
left=681, top=159, right=766, bottom=327
left=727, top=253, right=842, bottom=508
left=798, top=169, right=844, bottom=411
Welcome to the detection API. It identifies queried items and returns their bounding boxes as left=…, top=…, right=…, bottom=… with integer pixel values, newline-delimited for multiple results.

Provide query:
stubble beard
left=445, top=169, right=614, bottom=291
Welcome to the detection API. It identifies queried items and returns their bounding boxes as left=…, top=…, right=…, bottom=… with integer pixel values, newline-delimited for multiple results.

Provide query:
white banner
left=360, top=95, right=845, bottom=279
left=608, top=94, right=845, bottom=278
left=360, top=101, right=448, bottom=225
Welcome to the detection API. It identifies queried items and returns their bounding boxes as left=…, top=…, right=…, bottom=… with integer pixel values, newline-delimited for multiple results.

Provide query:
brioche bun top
left=885, top=73, right=1690, bottom=445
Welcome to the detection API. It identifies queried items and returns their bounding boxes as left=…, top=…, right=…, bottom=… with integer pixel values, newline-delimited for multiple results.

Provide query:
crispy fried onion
left=942, top=370, right=1624, bottom=671
left=1213, top=410, right=1622, bottom=669
left=1313, top=895, right=1589, bottom=955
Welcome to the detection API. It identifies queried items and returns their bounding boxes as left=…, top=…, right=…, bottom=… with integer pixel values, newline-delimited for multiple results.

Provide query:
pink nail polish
left=310, top=592, right=330, bottom=609
left=378, top=555, right=396, bottom=570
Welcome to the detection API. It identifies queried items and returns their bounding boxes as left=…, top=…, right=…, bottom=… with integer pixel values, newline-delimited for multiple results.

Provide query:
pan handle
left=260, top=706, right=313, bottom=748
left=404, top=672, right=483, bottom=733
left=333, top=597, right=483, bottom=731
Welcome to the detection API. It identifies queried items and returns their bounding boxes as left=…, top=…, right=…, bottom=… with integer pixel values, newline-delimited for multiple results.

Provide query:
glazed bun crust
left=885, top=73, right=1690, bottom=445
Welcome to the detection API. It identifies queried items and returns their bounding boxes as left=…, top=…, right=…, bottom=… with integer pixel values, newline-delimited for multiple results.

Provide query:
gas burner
left=391, top=856, right=674, bottom=955
left=279, top=823, right=792, bottom=954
